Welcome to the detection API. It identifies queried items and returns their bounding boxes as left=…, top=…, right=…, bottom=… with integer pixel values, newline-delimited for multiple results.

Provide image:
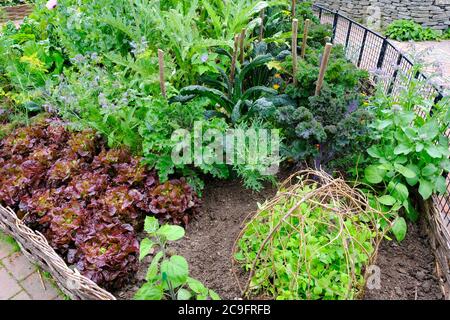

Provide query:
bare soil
left=117, top=175, right=444, bottom=300
left=364, top=222, right=443, bottom=300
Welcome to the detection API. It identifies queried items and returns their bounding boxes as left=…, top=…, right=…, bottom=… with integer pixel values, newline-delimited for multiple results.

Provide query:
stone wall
left=315, top=0, right=450, bottom=30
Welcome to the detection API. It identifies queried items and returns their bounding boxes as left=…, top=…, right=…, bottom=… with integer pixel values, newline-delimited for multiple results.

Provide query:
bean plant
left=136, top=216, right=220, bottom=300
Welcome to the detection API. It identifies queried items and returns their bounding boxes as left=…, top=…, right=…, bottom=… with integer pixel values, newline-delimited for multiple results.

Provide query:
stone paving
left=392, top=40, right=450, bottom=90
left=0, top=235, right=64, bottom=300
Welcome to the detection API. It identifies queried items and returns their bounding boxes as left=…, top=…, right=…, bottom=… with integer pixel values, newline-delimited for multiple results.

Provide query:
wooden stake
left=230, top=34, right=240, bottom=86
left=240, top=28, right=246, bottom=65
left=301, top=19, right=311, bottom=59
left=158, top=49, right=166, bottom=98
left=259, top=9, right=265, bottom=42
left=292, top=0, right=296, bottom=18
left=292, top=19, right=298, bottom=86
left=315, top=43, right=333, bottom=96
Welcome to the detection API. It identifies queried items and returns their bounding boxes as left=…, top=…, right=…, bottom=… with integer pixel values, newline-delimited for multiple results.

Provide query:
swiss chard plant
left=135, top=216, right=220, bottom=300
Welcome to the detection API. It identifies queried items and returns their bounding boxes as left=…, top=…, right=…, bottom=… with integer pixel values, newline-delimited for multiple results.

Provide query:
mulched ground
left=117, top=174, right=444, bottom=300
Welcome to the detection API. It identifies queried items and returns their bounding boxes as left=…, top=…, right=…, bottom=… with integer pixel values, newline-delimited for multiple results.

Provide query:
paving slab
left=0, top=265, right=22, bottom=300
left=2, top=252, right=37, bottom=281
left=20, top=272, right=60, bottom=300
left=9, top=290, right=32, bottom=300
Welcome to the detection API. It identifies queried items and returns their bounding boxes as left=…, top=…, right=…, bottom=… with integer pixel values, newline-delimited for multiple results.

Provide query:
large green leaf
left=239, top=54, right=273, bottom=84
left=157, top=225, right=185, bottom=241
left=134, top=283, right=164, bottom=300
left=405, top=164, right=420, bottom=186
left=392, top=217, right=407, bottom=242
left=242, top=86, right=277, bottom=101
left=364, top=165, right=386, bottom=184
left=393, top=144, right=412, bottom=155
left=144, top=216, right=159, bottom=234
left=394, top=163, right=417, bottom=179
left=187, top=277, right=208, bottom=295
left=231, top=100, right=243, bottom=124
left=139, top=238, right=155, bottom=261
left=177, top=288, right=192, bottom=300
left=367, top=146, right=383, bottom=158
left=425, top=145, right=442, bottom=158
left=435, top=176, right=447, bottom=194
left=419, top=120, right=439, bottom=141
left=180, top=85, right=233, bottom=113
left=422, top=163, right=438, bottom=177
left=388, top=181, right=409, bottom=201
left=418, top=179, right=433, bottom=200
left=161, top=255, right=189, bottom=288
left=146, top=251, right=164, bottom=281
left=377, top=195, right=397, bottom=206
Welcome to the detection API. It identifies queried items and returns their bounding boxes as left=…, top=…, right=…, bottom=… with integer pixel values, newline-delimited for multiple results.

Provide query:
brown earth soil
left=364, top=222, right=443, bottom=300
left=117, top=176, right=444, bottom=300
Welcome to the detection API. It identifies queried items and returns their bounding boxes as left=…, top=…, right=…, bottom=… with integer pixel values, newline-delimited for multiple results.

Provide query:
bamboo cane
left=315, top=43, right=333, bottom=96
left=259, top=9, right=265, bottom=42
left=230, top=34, right=240, bottom=86
left=301, top=19, right=311, bottom=59
left=292, top=19, right=299, bottom=86
left=240, top=28, right=246, bottom=65
left=292, top=0, right=296, bottom=18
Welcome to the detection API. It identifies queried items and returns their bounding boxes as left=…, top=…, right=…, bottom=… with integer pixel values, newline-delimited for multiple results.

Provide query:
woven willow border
left=423, top=199, right=450, bottom=300
left=0, top=4, right=33, bottom=23
left=0, top=205, right=115, bottom=300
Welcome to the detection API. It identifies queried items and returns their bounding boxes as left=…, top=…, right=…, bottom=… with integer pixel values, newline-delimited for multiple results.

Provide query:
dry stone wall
left=316, top=0, right=450, bottom=30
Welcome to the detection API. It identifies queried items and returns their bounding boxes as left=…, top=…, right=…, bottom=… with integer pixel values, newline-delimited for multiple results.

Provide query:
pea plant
left=135, top=217, right=220, bottom=300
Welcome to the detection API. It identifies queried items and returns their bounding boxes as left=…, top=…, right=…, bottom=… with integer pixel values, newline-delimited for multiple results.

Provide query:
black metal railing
left=312, top=4, right=450, bottom=227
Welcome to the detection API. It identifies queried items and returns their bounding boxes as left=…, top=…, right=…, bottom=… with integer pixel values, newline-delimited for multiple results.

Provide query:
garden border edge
left=0, top=204, right=116, bottom=300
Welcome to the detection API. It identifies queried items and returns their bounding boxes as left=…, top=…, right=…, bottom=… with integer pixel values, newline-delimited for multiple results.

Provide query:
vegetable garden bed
left=0, top=0, right=449, bottom=301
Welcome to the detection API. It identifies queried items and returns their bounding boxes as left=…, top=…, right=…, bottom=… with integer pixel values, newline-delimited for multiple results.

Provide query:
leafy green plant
left=443, top=28, right=450, bottom=40
left=230, top=120, right=280, bottom=191
left=135, top=216, right=220, bottom=300
left=0, top=18, right=64, bottom=119
left=235, top=172, right=381, bottom=300
left=176, top=45, right=277, bottom=124
left=48, top=53, right=160, bottom=153
left=138, top=97, right=230, bottom=184
left=254, top=44, right=371, bottom=170
left=360, top=70, right=450, bottom=241
left=385, top=20, right=442, bottom=41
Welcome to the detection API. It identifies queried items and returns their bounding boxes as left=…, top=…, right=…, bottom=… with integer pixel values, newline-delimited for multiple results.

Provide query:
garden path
left=392, top=40, right=450, bottom=90
left=0, top=236, right=64, bottom=300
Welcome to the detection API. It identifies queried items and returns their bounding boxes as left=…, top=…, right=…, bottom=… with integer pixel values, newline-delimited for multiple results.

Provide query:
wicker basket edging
left=0, top=4, right=33, bottom=23
left=0, top=205, right=116, bottom=300
left=423, top=198, right=450, bottom=300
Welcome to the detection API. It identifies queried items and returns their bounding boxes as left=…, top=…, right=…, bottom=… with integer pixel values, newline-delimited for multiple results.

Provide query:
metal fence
left=311, top=4, right=450, bottom=230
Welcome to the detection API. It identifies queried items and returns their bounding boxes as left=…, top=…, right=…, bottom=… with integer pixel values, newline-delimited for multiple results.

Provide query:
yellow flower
left=275, top=73, right=281, bottom=79
left=20, top=52, right=47, bottom=73
left=273, top=84, right=280, bottom=90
